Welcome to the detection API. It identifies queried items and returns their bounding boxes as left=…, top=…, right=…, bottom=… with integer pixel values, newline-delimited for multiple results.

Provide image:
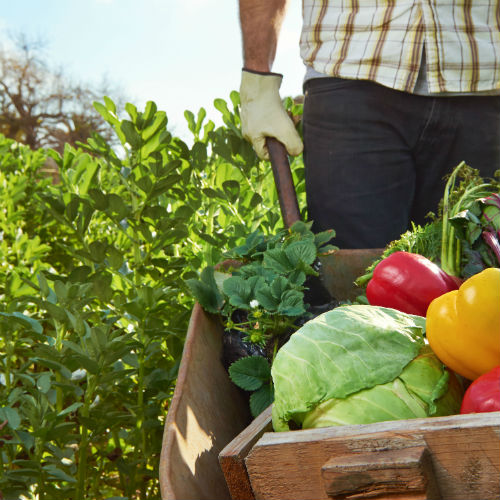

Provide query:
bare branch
left=0, top=33, right=125, bottom=152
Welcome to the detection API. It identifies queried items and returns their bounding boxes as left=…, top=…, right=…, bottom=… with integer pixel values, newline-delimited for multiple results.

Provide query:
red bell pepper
left=366, top=251, right=459, bottom=316
left=460, top=366, right=500, bottom=414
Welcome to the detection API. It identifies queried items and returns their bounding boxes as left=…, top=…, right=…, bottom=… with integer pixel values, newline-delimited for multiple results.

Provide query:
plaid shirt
left=300, top=0, right=500, bottom=93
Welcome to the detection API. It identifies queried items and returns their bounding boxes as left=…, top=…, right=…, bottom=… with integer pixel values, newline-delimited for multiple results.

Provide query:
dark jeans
left=303, top=77, right=500, bottom=249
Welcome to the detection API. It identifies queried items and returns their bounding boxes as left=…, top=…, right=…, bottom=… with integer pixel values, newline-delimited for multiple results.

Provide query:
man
left=238, top=1, right=500, bottom=249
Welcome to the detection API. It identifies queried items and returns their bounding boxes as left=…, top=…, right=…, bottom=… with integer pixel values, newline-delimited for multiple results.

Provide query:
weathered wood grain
left=219, top=405, right=273, bottom=500
left=159, top=304, right=252, bottom=500
left=322, top=446, right=441, bottom=499
left=244, top=412, right=500, bottom=500
left=320, top=249, right=383, bottom=301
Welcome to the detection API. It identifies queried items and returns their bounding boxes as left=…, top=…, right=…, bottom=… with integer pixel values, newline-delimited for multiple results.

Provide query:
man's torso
left=300, top=0, right=500, bottom=95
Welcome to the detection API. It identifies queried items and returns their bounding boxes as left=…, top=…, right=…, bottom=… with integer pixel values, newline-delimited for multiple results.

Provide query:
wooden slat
left=219, top=405, right=273, bottom=500
left=159, top=304, right=252, bottom=500
left=244, top=412, right=500, bottom=500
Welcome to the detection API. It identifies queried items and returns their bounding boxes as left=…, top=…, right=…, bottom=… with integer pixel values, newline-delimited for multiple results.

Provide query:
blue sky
left=1, top=0, right=304, bottom=140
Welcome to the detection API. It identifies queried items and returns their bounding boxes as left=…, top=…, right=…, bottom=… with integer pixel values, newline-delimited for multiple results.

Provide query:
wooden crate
left=220, top=406, right=500, bottom=500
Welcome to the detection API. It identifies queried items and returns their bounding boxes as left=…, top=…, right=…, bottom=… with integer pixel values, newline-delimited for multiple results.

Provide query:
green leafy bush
left=0, top=93, right=305, bottom=498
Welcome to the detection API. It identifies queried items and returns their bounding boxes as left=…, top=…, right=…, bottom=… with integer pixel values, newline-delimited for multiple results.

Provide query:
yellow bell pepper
left=426, top=267, right=500, bottom=381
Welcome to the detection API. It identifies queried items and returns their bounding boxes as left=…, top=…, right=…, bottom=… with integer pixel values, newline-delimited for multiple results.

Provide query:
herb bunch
left=356, top=162, right=500, bottom=287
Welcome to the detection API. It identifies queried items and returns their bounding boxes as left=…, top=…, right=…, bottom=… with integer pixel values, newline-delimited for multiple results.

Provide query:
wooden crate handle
left=321, top=446, right=441, bottom=500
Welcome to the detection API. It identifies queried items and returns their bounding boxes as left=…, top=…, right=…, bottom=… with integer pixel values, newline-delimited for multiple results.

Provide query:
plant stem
left=55, top=320, right=65, bottom=413
left=441, top=161, right=464, bottom=276
left=132, top=330, right=147, bottom=499
left=5, top=343, right=12, bottom=394
left=482, top=230, right=500, bottom=265
left=355, top=270, right=374, bottom=287
left=76, top=376, right=97, bottom=500
left=34, top=432, right=46, bottom=500
left=272, top=337, right=279, bottom=364
left=113, top=429, right=127, bottom=492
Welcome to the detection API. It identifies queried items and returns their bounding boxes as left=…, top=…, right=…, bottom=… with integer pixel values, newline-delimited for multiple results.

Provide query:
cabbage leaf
left=271, top=305, right=432, bottom=431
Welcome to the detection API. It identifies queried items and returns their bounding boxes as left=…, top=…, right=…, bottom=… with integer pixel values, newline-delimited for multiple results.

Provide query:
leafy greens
left=271, top=305, right=462, bottom=431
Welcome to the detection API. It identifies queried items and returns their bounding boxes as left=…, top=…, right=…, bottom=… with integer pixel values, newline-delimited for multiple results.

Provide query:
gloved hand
left=239, top=69, right=303, bottom=160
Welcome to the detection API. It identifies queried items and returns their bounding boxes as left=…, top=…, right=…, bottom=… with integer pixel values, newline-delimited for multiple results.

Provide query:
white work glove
left=239, top=69, right=304, bottom=160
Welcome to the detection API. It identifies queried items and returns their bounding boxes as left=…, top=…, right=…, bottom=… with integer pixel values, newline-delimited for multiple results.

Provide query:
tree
left=0, top=35, right=123, bottom=153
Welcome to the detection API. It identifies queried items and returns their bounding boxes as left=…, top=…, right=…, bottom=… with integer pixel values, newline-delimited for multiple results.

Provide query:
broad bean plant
left=0, top=93, right=305, bottom=498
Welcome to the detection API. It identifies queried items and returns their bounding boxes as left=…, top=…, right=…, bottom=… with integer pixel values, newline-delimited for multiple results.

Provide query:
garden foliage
left=0, top=94, right=304, bottom=498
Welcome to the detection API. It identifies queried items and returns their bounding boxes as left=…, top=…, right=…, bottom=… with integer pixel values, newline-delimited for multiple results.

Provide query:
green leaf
left=149, top=175, right=182, bottom=199
left=77, top=157, right=99, bottom=196
left=37, top=273, right=52, bottom=299
left=37, top=373, right=52, bottom=394
left=94, top=101, right=113, bottom=122
left=263, top=248, right=293, bottom=273
left=136, top=176, right=153, bottom=194
left=103, top=95, right=116, bottom=113
left=250, top=384, right=274, bottom=418
left=138, top=222, right=154, bottom=243
left=285, top=240, right=317, bottom=267
left=44, top=302, right=68, bottom=322
left=223, top=276, right=252, bottom=309
left=174, top=205, right=194, bottom=220
left=0, top=407, right=21, bottom=430
left=288, top=269, right=306, bottom=287
left=107, top=193, right=130, bottom=220
left=74, top=354, right=100, bottom=374
left=143, top=205, right=168, bottom=221
left=54, top=280, right=68, bottom=300
left=57, top=402, right=83, bottom=417
left=16, top=373, right=35, bottom=386
left=197, top=232, right=220, bottom=246
left=92, top=273, right=113, bottom=302
left=32, top=357, right=72, bottom=379
left=89, top=240, right=108, bottom=263
left=191, top=141, right=207, bottom=166
left=89, top=188, right=108, bottom=210
left=186, top=267, right=224, bottom=314
left=142, top=110, right=167, bottom=141
left=270, top=276, right=289, bottom=299
left=69, top=266, right=92, bottom=283
left=43, top=464, right=77, bottom=483
left=202, top=187, right=220, bottom=199
left=314, top=229, right=336, bottom=250
left=107, top=246, right=124, bottom=270
left=222, top=180, right=240, bottom=203
left=141, top=129, right=170, bottom=157
left=142, top=101, right=158, bottom=127
left=120, top=120, right=142, bottom=149
left=254, top=284, right=279, bottom=311
left=16, top=430, right=35, bottom=451
left=277, top=289, right=306, bottom=316
left=195, top=108, right=207, bottom=136
left=229, top=356, right=271, bottom=391
left=0, top=312, right=43, bottom=334
left=125, top=103, right=138, bottom=122
left=184, top=110, right=196, bottom=133
left=66, top=196, right=80, bottom=222
left=249, top=192, right=263, bottom=209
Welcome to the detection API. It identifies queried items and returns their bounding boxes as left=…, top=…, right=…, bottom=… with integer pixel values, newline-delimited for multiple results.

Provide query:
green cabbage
left=271, top=305, right=463, bottom=431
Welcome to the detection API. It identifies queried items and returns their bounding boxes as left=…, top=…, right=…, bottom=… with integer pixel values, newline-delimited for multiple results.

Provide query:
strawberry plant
left=187, top=221, right=336, bottom=417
